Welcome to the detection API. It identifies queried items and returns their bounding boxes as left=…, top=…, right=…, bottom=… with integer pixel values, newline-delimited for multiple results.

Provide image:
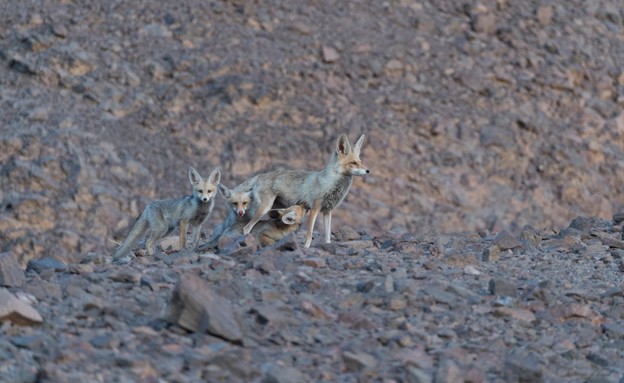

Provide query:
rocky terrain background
left=1, top=0, right=624, bottom=381
left=1, top=0, right=623, bottom=265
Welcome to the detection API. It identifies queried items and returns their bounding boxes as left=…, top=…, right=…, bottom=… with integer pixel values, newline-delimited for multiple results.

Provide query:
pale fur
left=113, top=167, right=221, bottom=259
left=240, top=134, right=368, bottom=248
left=219, top=204, right=306, bottom=247
left=204, top=184, right=254, bottom=249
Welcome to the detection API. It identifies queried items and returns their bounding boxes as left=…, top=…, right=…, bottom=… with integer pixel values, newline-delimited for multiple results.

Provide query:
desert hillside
left=1, top=0, right=624, bottom=264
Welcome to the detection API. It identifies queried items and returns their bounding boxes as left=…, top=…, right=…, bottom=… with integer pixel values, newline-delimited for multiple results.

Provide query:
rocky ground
left=1, top=215, right=624, bottom=382
left=1, top=0, right=624, bottom=381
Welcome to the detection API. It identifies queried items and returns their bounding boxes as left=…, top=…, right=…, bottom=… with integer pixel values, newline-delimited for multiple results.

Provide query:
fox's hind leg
left=145, top=223, right=169, bottom=256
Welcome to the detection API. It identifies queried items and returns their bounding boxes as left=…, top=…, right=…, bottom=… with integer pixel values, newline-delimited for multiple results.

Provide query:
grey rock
left=504, top=350, right=544, bottom=383
left=494, top=230, right=522, bottom=251
left=0, top=252, right=26, bottom=287
left=482, top=245, right=501, bottom=262
left=165, top=273, right=242, bottom=342
left=0, top=288, right=43, bottom=325
left=262, top=364, right=307, bottom=383
left=27, top=257, right=67, bottom=274
left=342, top=350, right=378, bottom=372
left=489, top=278, right=517, bottom=297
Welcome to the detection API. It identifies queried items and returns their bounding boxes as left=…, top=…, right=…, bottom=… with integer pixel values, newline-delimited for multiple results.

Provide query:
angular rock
left=536, top=5, right=553, bottom=25
left=503, top=350, right=544, bottom=383
left=166, top=273, right=242, bottom=342
left=262, top=364, right=307, bottom=383
left=0, top=252, right=26, bottom=287
left=613, top=213, right=624, bottom=224
left=342, top=351, right=378, bottom=372
left=602, top=322, right=624, bottom=340
left=0, top=288, right=43, bottom=325
left=482, top=245, right=501, bottom=262
left=494, top=230, right=521, bottom=251
left=434, top=358, right=462, bottom=383
left=27, top=257, right=67, bottom=274
left=493, top=307, right=536, bottom=323
left=302, top=257, right=326, bottom=268
left=471, top=13, right=496, bottom=34
left=334, top=226, right=360, bottom=242
left=489, top=278, right=517, bottom=297
left=322, top=46, right=340, bottom=63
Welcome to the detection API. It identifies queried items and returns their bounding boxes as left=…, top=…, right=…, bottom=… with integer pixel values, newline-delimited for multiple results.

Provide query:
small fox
left=113, top=167, right=221, bottom=259
left=254, top=204, right=307, bottom=246
left=203, top=184, right=254, bottom=249
left=217, top=204, right=307, bottom=248
left=240, top=134, right=369, bottom=248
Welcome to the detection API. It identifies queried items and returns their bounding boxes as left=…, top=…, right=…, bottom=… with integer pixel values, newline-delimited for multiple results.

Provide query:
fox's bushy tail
left=113, top=213, right=148, bottom=259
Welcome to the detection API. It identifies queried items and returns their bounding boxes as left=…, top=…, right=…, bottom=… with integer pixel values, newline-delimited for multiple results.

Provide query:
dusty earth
left=1, top=0, right=624, bottom=382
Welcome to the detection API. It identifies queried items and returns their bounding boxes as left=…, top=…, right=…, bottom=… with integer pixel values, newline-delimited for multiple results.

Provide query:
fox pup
left=240, top=134, right=368, bottom=248
left=203, top=184, right=254, bottom=249
left=254, top=204, right=307, bottom=246
left=217, top=204, right=306, bottom=248
left=113, top=167, right=221, bottom=259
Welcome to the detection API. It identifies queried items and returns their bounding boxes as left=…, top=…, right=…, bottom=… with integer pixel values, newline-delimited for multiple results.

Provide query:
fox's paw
left=242, top=225, right=252, bottom=235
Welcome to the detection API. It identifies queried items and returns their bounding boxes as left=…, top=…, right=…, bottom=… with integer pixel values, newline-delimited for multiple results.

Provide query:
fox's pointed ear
left=218, top=184, right=231, bottom=198
left=353, top=134, right=365, bottom=156
left=281, top=211, right=297, bottom=225
left=209, top=168, right=221, bottom=185
left=189, top=167, right=201, bottom=185
left=335, top=134, right=351, bottom=156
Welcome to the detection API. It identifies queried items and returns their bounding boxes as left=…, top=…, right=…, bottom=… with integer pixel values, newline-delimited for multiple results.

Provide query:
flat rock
left=494, top=230, right=522, bottom=251
left=165, top=273, right=242, bottom=342
left=27, top=257, right=67, bottom=274
left=0, top=252, right=26, bottom=287
left=0, top=288, right=43, bottom=325
left=262, top=364, right=307, bottom=383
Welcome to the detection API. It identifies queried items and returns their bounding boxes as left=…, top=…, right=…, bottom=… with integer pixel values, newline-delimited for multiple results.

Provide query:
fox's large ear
left=353, top=134, right=365, bottom=156
left=209, top=167, right=221, bottom=185
left=335, top=134, right=351, bottom=156
left=189, top=167, right=201, bottom=185
left=281, top=211, right=297, bottom=225
left=218, top=183, right=231, bottom=198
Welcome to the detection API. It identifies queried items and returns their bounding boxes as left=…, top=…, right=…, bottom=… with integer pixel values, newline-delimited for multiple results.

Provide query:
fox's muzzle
left=238, top=210, right=245, bottom=217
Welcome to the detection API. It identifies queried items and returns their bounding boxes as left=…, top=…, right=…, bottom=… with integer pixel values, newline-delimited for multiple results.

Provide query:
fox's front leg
left=179, top=220, right=188, bottom=250
left=243, top=195, right=276, bottom=235
left=189, top=224, right=202, bottom=250
left=323, top=212, right=332, bottom=244
left=304, top=200, right=321, bottom=248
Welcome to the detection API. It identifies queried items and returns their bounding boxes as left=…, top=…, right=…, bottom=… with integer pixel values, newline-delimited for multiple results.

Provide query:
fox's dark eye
left=233, top=202, right=238, bottom=206
left=198, top=190, right=203, bottom=193
left=350, top=161, right=358, bottom=166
